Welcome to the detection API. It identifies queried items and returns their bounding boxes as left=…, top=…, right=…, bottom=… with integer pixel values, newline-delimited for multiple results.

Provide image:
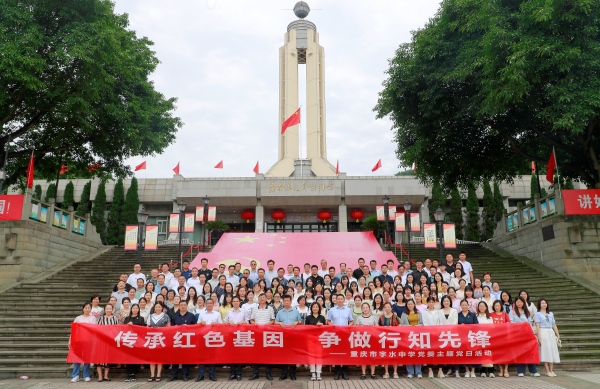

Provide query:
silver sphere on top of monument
left=294, top=1, right=310, bottom=19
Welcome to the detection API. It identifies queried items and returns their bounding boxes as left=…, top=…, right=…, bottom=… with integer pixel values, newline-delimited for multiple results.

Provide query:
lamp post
left=434, top=206, right=446, bottom=264
left=383, top=195, right=390, bottom=250
left=136, top=207, right=148, bottom=264
left=177, top=200, right=186, bottom=264
left=201, top=195, right=210, bottom=252
left=403, top=199, right=412, bottom=270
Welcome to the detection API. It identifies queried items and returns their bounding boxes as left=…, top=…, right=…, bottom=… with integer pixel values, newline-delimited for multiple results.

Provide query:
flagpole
left=534, top=161, right=542, bottom=199
left=554, top=148, right=562, bottom=198
left=54, top=155, right=62, bottom=200
left=24, top=148, right=34, bottom=215
left=299, top=105, right=303, bottom=178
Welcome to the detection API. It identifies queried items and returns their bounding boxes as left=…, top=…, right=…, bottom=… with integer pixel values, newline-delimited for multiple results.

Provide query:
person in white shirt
left=284, top=264, right=295, bottom=280
left=187, top=268, right=201, bottom=289
left=127, top=263, right=146, bottom=288
left=302, top=263, right=312, bottom=285
left=225, top=265, right=239, bottom=288
left=225, top=296, right=248, bottom=380
left=421, top=297, right=444, bottom=378
left=248, top=260, right=259, bottom=284
left=242, top=291, right=256, bottom=318
left=197, top=298, right=221, bottom=381
left=344, top=268, right=357, bottom=285
left=423, top=259, right=433, bottom=277
left=318, top=259, right=329, bottom=278
left=439, top=263, right=452, bottom=283
left=458, top=252, right=474, bottom=284
left=386, top=260, right=398, bottom=278
left=160, top=263, right=174, bottom=287
left=207, top=269, right=220, bottom=290
left=171, top=275, right=188, bottom=295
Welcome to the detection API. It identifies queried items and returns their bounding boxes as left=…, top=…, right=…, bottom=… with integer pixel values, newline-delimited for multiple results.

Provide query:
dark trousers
left=334, top=365, right=348, bottom=375
left=199, top=364, right=215, bottom=378
left=170, top=364, right=190, bottom=378
left=230, top=365, right=243, bottom=376
left=253, top=365, right=272, bottom=376
left=125, top=364, right=138, bottom=376
left=280, top=364, right=296, bottom=376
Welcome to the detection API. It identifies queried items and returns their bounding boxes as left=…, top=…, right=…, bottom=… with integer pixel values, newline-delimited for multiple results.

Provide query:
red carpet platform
left=190, top=232, right=395, bottom=270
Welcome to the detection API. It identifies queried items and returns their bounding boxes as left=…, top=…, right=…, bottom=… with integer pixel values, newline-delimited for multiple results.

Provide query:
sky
left=113, top=0, right=443, bottom=178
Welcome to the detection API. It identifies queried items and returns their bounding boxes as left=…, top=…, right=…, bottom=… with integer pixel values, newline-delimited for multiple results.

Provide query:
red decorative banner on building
left=0, top=194, right=24, bottom=220
left=563, top=189, right=600, bottom=215
left=144, top=225, right=158, bottom=251
left=67, top=323, right=538, bottom=365
left=124, top=225, right=138, bottom=251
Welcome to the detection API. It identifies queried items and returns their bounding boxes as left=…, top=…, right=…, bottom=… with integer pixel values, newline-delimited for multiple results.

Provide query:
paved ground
left=3, top=371, right=600, bottom=389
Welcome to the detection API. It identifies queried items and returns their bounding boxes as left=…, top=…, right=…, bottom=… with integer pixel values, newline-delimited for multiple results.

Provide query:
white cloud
left=113, top=0, right=442, bottom=178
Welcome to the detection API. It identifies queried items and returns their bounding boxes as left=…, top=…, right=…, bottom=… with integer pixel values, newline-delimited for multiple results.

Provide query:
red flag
left=281, top=108, right=301, bottom=134
left=134, top=161, right=146, bottom=171
left=335, top=160, right=339, bottom=175
left=546, top=149, right=556, bottom=184
left=214, top=160, right=223, bottom=169
left=87, top=163, right=100, bottom=172
left=531, top=161, right=536, bottom=174
left=371, top=159, right=382, bottom=172
left=25, top=151, right=34, bottom=189
left=173, top=162, right=180, bottom=175
left=253, top=161, right=259, bottom=174
left=59, top=164, right=68, bottom=175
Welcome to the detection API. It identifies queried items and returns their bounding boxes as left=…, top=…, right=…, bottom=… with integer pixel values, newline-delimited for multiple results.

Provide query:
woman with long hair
left=405, top=274, right=415, bottom=287
left=421, top=297, right=443, bottom=378
left=439, top=295, right=458, bottom=377
left=476, top=302, right=495, bottom=377
left=219, top=292, right=234, bottom=320
left=372, top=277, right=384, bottom=295
left=349, top=281, right=360, bottom=297
left=510, top=297, right=540, bottom=377
left=115, top=297, right=131, bottom=324
left=202, top=283, right=212, bottom=300
left=400, top=299, right=423, bottom=378
left=90, top=294, right=103, bottom=321
left=501, top=291, right=513, bottom=315
left=534, top=299, right=560, bottom=377
left=473, top=279, right=483, bottom=299
left=490, top=300, right=510, bottom=376
left=139, top=297, right=151, bottom=319
left=97, top=304, right=118, bottom=382
left=123, top=303, right=145, bottom=382
left=147, top=302, right=170, bottom=382
left=393, top=291, right=406, bottom=317
left=351, top=295, right=363, bottom=322
left=480, top=285, right=494, bottom=311
left=186, top=287, right=199, bottom=311
left=323, top=288, right=333, bottom=310
left=144, top=282, right=158, bottom=304
left=372, top=293, right=385, bottom=322
left=362, top=287, right=373, bottom=306
left=69, top=302, right=96, bottom=383
left=464, top=286, right=478, bottom=313
left=271, top=292, right=284, bottom=316
left=379, top=302, right=401, bottom=379
left=355, top=302, right=379, bottom=380
left=457, top=299, right=479, bottom=377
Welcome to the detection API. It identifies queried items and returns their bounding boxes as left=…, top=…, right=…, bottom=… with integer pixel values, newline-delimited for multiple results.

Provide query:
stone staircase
left=0, top=246, right=191, bottom=379
left=0, top=243, right=597, bottom=379
left=390, top=243, right=600, bottom=369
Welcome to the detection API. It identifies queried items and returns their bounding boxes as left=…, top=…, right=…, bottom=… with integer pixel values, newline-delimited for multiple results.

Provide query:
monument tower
left=265, top=1, right=337, bottom=177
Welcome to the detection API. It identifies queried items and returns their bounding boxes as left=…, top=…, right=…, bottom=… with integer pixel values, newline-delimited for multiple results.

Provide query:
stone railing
left=25, top=195, right=97, bottom=241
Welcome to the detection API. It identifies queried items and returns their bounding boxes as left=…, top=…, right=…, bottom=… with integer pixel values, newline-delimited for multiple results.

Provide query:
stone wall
left=492, top=214, right=600, bottom=288
left=0, top=220, right=105, bottom=286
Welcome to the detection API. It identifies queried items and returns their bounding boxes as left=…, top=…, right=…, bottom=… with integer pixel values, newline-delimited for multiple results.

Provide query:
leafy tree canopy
left=375, top=0, right=600, bottom=189
left=0, top=0, right=181, bottom=189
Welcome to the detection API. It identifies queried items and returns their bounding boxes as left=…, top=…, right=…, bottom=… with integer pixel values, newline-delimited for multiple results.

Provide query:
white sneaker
left=70, top=377, right=80, bottom=383
left=481, top=373, right=487, bottom=377
left=533, top=373, right=540, bottom=377
left=464, top=372, right=470, bottom=378
left=83, top=377, right=91, bottom=382
left=428, top=370, right=434, bottom=378
left=489, top=373, right=495, bottom=378
left=470, top=372, right=476, bottom=378
left=455, top=371, right=460, bottom=378
left=417, top=374, right=422, bottom=379
left=518, top=373, right=524, bottom=377
left=407, top=374, right=413, bottom=378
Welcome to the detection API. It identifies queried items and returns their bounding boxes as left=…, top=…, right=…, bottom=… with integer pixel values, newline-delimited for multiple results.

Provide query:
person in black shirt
left=123, top=304, right=145, bottom=382
left=411, top=261, right=427, bottom=287
left=307, top=265, right=325, bottom=287
left=445, top=254, right=456, bottom=275
left=352, top=258, right=365, bottom=280
left=113, top=273, right=133, bottom=293
left=168, top=301, right=197, bottom=382
left=198, top=258, right=213, bottom=280
left=305, top=302, right=326, bottom=381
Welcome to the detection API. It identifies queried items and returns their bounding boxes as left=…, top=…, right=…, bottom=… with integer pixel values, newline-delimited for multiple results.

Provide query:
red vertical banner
left=184, top=213, right=195, bottom=232
left=169, top=213, right=180, bottom=233
left=207, top=206, right=217, bottom=222
left=424, top=223, right=437, bottom=248
left=410, top=212, right=421, bottom=232
left=145, top=225, right=158, bottom=250
left=443, top=224, right=457, bottom=248
left=376, top=206, right=385, bottom=221
left=124, top=225, right=138, bottom=251
left=395, top=212, right=406, bottom=231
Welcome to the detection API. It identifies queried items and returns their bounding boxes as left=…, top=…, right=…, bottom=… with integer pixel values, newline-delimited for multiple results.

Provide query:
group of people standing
left=69, top=253, right=561, bottom=382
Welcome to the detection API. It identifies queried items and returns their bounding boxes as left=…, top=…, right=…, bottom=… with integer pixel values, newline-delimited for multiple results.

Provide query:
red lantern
left=240, top=210, right=255, bottom=223
left=271, top=210, right=286, bottom=223
left=317, top=210, right=332, bottom=224
left=350, top=209, right=365, bottom=223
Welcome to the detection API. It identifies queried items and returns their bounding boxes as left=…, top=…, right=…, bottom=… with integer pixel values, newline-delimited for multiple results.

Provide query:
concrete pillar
left=421, top=198, right=430, bottom=224
left=255, top=200, right=264, bottom=233
left=338, top=200, right=348, bottom=232
left=20, top=190, right=33, bottom=220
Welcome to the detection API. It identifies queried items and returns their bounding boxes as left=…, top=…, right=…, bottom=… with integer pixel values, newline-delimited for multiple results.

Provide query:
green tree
left=481, top=181, right=496, bottom=240
left=529, top=174, right=547, bottom=203
left=428, top=181, right=445, bottom=223
left=465, top=183, right=480, bottom=242
left=44, top=183, right=56, bottom=203
left=33, top=184, right=42, bottom=200
left=206, top=220, right=230, bottom=234
left=374, top=0, right=600, bottom=189
left=76, top=181, right=92, bottom=217
left=493, top=181, right=505, bottom=222
left=62, top=181, right=75, bottom=209
left=0, top=0, right=182, bottom=189
left=448, top=188, right=464, bottom=240
left=121, top=177, right=139, bottom=225
left=91, top=180, right=107, bottom=243
left=361, top=215, right=386, bottom=235
left=106, top=178, right=125, bottom=245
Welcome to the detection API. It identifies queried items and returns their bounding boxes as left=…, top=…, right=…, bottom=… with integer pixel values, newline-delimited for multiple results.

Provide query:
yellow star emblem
left=279, top=241, right=286, bottom=244
left=267, top=244, right=274, bottom=247
left=235, top=235, right=259, bottom=243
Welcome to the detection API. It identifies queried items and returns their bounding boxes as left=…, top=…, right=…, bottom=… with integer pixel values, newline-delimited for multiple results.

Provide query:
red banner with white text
left=563, top=189, right=600, bottom=215
left=67, top=323, right=538, bottom=365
